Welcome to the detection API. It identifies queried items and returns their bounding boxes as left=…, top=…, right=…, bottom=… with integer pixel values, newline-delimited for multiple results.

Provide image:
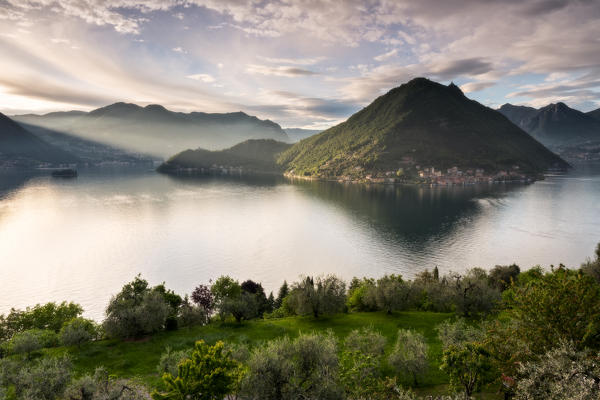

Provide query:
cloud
left=374, top=49, right=398, bottom=62
left=257, top=56, right=326, bottom=66
left=187, top=73, right=215, bottom=83
left=429, top=58, right=493, bottom=80
left=246, top=64, right=318, bottom=77
left=460, top=81, right=496, bottom=93
left=172, top=47, right=186, bottom=53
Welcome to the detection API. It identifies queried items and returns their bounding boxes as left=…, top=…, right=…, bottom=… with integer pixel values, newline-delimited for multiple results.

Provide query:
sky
left=1, top=0, right=600, bottom=129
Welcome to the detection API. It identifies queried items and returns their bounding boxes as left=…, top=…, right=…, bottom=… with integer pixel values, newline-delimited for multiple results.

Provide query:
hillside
left=13, top=103, right=290, bottom=158
left=499, top=102, right=600, bottom=146
left=0, top=113, right=78, bottom=167
left=587, top=108, right=600, bottom=121
left=278, top=78, right=568, bottom=182
left=158, top=139, right=292, bottom=174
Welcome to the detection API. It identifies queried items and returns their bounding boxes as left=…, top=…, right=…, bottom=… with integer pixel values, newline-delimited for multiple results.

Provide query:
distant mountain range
left=498, top=103, right=600, bottom=155
left=13, top=103, right=289, bottom=158
left=0, top=112, right=78, bottom=167
left=161, top=78, right=568, bottom=182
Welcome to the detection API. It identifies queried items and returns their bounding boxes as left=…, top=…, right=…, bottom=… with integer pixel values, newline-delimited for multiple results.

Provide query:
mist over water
left=1, top=166, right=599, bottom=320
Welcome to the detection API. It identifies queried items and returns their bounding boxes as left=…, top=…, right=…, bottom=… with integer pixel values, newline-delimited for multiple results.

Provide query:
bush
left=103, top=276, right=171, bottom=339
left=8, top=329, right=59, bottom=357
left=152, top=340, right=240, bottom=400
left=10, top=356, right=72, bottom=400
left=241, top=332, right=343, bottom=400
left=341, top=328, right=387, bottom=399
left=287, top=275, right=346, bottom=318
left=156, top=346, right=193, bottom=376
left=389, top=329, right=428, bottom=386
left=488, top=264, right=520, bottom=291
left=347, top=277, right=377, bottom=312
left=60, top=318, right=97, bottom=347
left=177, top=297, right=207, bottom=327
left=65, top=366, right=149, bottom=399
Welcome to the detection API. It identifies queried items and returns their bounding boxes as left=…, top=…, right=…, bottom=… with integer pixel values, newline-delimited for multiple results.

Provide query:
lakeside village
left=358, top=164, right=533, bottom=185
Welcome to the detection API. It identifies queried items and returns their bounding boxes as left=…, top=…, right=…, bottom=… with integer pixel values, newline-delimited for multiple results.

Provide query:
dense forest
left=1, top=244, right=600, bottom=399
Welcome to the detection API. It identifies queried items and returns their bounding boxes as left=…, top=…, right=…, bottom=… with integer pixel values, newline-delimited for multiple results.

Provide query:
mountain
left=284, top=128, right=322, bottom=143
left=0, top=113, right=78, bottom=167
left=158, top=139, right=292, bottom=174
left=497, top=104, right=538, bottom=130
left=277, top=78, right=568, bottom=181
left=13, top=103, right=290, bottom=158
left=587, top=108, right=600, bottom=121
left=499, top=102, right=600, bottom=147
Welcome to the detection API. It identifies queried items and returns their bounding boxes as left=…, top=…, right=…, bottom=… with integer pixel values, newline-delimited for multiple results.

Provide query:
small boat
left=51, top=168, right=78, bottom=178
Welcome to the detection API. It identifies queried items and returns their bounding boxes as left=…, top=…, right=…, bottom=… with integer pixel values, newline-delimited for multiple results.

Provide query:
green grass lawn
left=47, top=311, right=501, bottom=398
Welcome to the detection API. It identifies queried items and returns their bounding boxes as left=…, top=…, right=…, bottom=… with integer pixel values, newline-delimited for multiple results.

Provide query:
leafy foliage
left=440, top=343, right=492, bottom=397
left=287, top=275, right=346, bottom=318
left=60, top=317, right=98, bottom=347
left=389, top=329, right=429, bottom=385
left=64, top=367, right=149, bottom=399
left=152, top=340, right=240, bottom=400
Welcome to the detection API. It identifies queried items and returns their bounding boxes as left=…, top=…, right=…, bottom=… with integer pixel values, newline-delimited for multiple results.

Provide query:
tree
left=65, top=366, right=149, bottom=399
left=346, top=278, right=377, bottom=312
left=8, top=330, right=42, bottom=358
left=389, top=329, right=428, bottom=386
left=449, top=269, right=500, bottom=318
left=103, top=276, right=171, bottom=339
left=152, top=340, right=240, bottom=400
left=503, top=267, right=600, bottom=353
left=440, top=343, right=492, bottom=398
left=210, top=276, right=241, bottom=305
left=514, top=341, right=600, bottom=400
left=241, top=332, right=343, bottom=400
left=60, top=317, right=97, bottom=348
left=220, top=292, right=258, bottom=323
left=0, top=301, right=82, bottom=341
left=488, top=264, right=520, bottom=291
left=275, top=281, right=289, bottom=309
left=191, top=284, right=214, bottom=315
left=581, top=242, right=600, bottom=284
left=372, top=275, right=411, bottom=314
left=436, top=318, right=484, bottom=350
left=178, top=296, right=207, bottom=327
left=241, top=280, right=270, bottom=316
left=287, top=275, right=346, bottom=318
left=341, top=328, right=387, bottom=399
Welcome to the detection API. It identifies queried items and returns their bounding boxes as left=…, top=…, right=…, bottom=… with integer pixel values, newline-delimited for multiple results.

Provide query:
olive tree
left=60, top=317, right=98, bottom=348
left=11, top=356, right=72, bottom=400
left=514, top=341, right=600, bottom=400
left=436, top=318, right=484, bottom=349
left=370, top=275, right=412, bottom=314
left=287, top=275, right=346, bottom=318
left=241, top=332, right=343, bottom=400
left=103, top=276, right=171, bottom=339
left=389, top=329, right=429, bottom=386
left=341, top=328, right=387, bottom=399
left=448, top=269, right=501, bottom=318
left=440, top=343, right=492, bottom=398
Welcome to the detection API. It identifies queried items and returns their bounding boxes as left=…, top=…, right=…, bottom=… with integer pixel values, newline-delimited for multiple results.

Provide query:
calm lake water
left=1, top=166, right=599, bottom=320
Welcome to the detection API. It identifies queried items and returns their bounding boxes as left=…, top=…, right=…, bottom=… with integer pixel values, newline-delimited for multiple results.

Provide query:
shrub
left=581, top=242, right=600, bottom=284
left=287, top=275, right=346, bottom=318
left=9, top=330, right=43, bottom=357
left=152, top=340, right=240, bottom=400
left=346, top=277, right=377, bottom=312
left=389, top=329, right=428, bottom=386
left=157, top=346, right=193, bottom=376
left=65, top=367, right=149, bottom=399
left=448, top=269, right=501, bottom=317
left=60, top=317, right=97, bottom=347
left=177, top=297, right=207, bottom=327
left=488, top=264, right=520, bottom=291
left=241, top=332, right=343, bottom=400
left=10, top=356, right=72, bottom=400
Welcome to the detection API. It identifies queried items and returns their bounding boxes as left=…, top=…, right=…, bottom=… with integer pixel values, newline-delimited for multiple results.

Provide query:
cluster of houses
left=415, top=165, right=530, bottom=185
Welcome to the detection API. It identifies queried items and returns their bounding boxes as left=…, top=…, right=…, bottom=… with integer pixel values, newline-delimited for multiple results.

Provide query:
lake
left=1, top=166, right=599, bottom=320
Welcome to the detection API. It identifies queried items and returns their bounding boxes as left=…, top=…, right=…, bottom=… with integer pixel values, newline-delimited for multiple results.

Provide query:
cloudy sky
left=1, top=0, right=599, bottom=128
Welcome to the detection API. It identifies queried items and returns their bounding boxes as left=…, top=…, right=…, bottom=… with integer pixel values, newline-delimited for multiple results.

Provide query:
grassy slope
left=278, top=78, right=567, bottom=178
left=45, top=311, right=500, bottom=398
